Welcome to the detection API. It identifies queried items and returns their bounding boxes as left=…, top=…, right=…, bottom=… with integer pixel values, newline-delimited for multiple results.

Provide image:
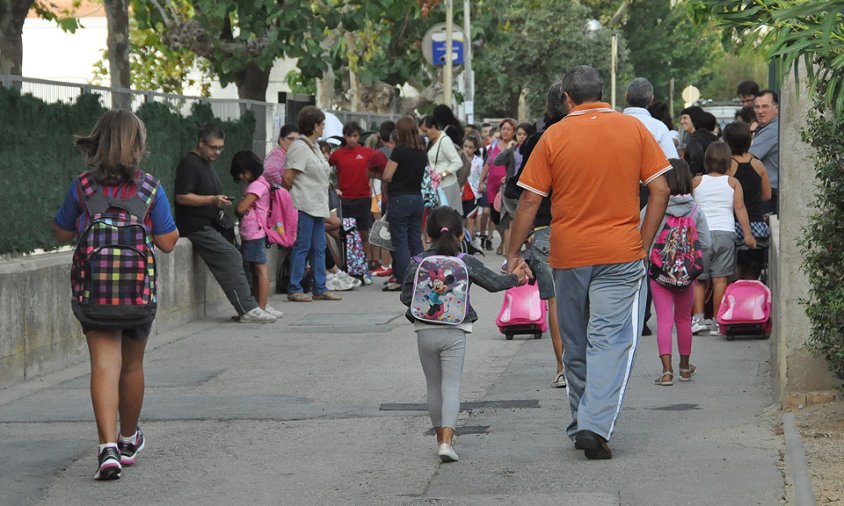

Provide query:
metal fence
left=0, top=75, right=281, bottom=156
left=1, top=75, right=400, bottom=155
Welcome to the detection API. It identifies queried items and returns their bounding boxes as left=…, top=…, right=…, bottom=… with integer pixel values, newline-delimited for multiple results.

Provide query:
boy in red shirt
left=329, top=121, right=376, bottom=269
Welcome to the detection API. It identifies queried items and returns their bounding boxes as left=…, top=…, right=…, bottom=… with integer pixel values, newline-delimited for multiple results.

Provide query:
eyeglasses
left=204, top=143, right=225, bottom=152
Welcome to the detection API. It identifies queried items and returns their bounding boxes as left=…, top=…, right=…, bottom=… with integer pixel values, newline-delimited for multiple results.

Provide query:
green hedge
left=0, top=87, right=255, bottom=256
left=799, top=111, right=844, bottom=381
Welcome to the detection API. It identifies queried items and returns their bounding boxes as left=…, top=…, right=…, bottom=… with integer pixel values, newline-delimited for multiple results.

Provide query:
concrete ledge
left=0, top=238, right=277, bottom=387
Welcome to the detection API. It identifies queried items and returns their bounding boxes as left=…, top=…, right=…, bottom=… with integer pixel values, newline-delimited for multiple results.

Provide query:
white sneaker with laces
left=337, top=271, right=362, bottom=288
left=239, top=307, right=277, bottom=323
left=438, top=443, right=458, bottom=463
left=691, top=319, right=708, bottom=335
left=264, top=305, right=285, bottom=318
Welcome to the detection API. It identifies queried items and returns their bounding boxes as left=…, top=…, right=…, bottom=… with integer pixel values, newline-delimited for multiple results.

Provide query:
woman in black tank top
left=724, top=123, right=772, bottom=222
left=724, top=122, right=772, bottom=279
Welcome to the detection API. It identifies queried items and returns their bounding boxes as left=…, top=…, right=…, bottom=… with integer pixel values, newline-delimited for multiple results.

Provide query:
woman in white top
left=421, top=116, right=464, bottom=215
left=282, top=106, right=342, bottom=302
left=691, top=141, right=756, bottom=334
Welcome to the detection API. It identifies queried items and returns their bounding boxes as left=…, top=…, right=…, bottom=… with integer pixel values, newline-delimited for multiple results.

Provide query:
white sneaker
left=338, top=271, right=362, bottom=288
left=438, top=443, right=458, bottom=463
left=691, top=320, right=708, bottom=335
left=264, top=305, right=285, bottom=318
left=239, top=307, right=277, bottom=323
left=363, top=273, right=373, bottom=285
left=326, top=275, right=354, bottom=292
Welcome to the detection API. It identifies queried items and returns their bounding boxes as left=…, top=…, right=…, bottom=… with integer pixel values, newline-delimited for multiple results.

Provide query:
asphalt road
left=0, top=255, right=784, bottom=505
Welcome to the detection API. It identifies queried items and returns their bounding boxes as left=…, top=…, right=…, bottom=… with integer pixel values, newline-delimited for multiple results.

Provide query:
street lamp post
left=611, top=32, right=618, bottom=109
left=444, top=0, right=454, bottom=106
left=463, top=0, right=474, bottom=124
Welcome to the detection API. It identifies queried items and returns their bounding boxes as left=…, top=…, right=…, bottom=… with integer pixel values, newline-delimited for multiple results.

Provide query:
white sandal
left=654, top=371, right=674, bottom=386
left=678, top=366, right=697, bottom=382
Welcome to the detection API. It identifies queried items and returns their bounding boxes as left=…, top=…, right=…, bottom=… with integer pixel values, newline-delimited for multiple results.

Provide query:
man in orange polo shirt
left=508, top=66, right=671, bottom=460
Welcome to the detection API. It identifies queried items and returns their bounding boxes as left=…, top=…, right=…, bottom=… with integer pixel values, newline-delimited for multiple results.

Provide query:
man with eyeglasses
left=174, top=123, right=278, bottom=323
left=750, top=90, right=780, bottom=214
left=264, top=125, right=300, bottom=186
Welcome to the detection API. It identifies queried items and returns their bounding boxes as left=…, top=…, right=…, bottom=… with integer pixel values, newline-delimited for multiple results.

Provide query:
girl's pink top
left=239, top=175, right=271, bottom=240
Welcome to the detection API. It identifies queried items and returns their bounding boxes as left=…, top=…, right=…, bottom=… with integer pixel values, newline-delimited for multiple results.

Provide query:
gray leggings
left=416, top=327, right=466, bottom=429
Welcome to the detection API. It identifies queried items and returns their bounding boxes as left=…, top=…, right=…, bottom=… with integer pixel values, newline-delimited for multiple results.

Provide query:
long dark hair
left=432, top=104, right=464, bottom=146
left=665, top=158, right=693, bottom=195
left=426, top=207, right=464, bottom=256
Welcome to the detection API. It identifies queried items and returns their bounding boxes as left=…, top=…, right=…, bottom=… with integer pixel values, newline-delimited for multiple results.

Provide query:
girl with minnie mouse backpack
left=400, top=207, right=530, bottom=463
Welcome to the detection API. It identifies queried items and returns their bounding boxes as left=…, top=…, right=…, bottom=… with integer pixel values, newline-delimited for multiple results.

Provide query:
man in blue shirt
left=750, top=90, right=779, bottom=214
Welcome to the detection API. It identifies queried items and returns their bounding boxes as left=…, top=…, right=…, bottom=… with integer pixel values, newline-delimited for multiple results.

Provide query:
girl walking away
left=231, top=151, right=285, bottom=319
left=400, top=207, right=530, bottom=462
left=643, top=159, right=711, bottom=385
left=692, top=142, right=756, bottom=335
left=51, top=110, right=179, bottom=480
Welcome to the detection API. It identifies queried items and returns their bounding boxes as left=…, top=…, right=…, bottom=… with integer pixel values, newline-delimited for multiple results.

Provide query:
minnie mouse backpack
left=410, top=254, right=470, bottom=325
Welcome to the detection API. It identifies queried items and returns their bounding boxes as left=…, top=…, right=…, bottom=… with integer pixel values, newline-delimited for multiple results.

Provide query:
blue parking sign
left=432, top=40, right=464, bottom=66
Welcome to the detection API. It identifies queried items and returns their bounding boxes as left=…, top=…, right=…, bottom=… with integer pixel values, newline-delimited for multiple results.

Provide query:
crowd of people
left=52, top=65, right=779, bottom=478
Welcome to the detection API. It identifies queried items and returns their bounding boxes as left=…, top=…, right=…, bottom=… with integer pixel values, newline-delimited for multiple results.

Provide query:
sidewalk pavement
left=0, top=256, right=784, bottom=505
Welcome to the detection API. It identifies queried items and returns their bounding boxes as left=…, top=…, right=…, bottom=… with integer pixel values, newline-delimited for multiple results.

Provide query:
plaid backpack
left=70, top=172, right=159, bottom=328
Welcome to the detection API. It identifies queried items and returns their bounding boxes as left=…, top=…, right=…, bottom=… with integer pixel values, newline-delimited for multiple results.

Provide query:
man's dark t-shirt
left=388, top=145, right=427, bottom=196
left=174, top=152, right=222, bottom=235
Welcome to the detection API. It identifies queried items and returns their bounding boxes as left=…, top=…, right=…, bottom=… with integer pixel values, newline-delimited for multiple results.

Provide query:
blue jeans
left=288, top=211, right=327, bottom=295
left=388, top=194, right=424, bottom=283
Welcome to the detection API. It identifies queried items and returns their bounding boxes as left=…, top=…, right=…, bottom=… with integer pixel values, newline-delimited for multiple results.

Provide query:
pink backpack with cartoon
left=266, top=184, right=298, bottom=247
left=648, top=206, right=704, bottom=288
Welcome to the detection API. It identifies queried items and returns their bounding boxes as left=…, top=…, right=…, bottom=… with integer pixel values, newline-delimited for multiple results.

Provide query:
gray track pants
left=553, top=260, right=646, bottom=441
left=416, top=326, right=466, bottom=429
left=188, top=227, right=259, bottom=316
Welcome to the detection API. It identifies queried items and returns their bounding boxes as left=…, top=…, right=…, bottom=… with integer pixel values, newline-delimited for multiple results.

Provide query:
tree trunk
left=345, top=32, right=361, bottom=111
left=316, top=65, right=336, bottom=110
left=104, top=0, right=130, bottom=108
left=234, top=62, right=270, bottom=101
left=0, top=1, right=34, bottom=75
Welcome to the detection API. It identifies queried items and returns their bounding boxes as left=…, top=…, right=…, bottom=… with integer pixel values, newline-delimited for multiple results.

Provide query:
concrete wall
left=771, top=62, right=840, bottom=402
left=0, top=239, right=277, bottom=387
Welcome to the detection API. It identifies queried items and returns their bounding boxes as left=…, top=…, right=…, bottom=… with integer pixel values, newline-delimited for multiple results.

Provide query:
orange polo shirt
left=518, top=102, right=671, bottom=269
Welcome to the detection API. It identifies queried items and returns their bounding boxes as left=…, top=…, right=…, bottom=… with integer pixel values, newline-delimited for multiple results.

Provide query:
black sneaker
left=94, top=446, right=122, bottom=480
left=575, top=430, right=613, bottom=460
left=118, top=428, right=145, bottom=466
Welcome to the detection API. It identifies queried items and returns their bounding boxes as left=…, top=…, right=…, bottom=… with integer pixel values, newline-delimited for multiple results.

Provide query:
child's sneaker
left=95, top=445, right=122, bottom=480
left=118, top=428, right=145, bottom=466
left=372, top=264, right=393, bottom=277
left=691, top=317, right=708, bottom=335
